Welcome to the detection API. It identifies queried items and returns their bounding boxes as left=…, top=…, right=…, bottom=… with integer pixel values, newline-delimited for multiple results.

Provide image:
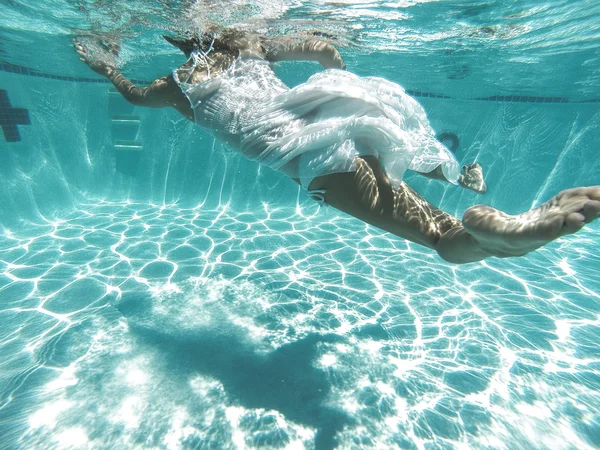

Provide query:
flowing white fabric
left=176, top=56, right=460, bottom=188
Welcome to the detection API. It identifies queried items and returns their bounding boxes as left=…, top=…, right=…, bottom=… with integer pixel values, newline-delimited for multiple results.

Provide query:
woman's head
left=163, top=27, right=261, bottom=58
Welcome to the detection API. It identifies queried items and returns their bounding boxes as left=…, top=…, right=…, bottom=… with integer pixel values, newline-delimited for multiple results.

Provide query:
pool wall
left=1, top=65, right=599, bottom=230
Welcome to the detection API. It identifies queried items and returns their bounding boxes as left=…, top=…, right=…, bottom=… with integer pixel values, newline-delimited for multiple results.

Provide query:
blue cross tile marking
left=0, top=89, right=30, bottom=142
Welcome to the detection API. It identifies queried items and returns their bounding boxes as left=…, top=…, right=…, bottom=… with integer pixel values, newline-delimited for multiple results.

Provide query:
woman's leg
left=308, top=157, right=600, bottom=264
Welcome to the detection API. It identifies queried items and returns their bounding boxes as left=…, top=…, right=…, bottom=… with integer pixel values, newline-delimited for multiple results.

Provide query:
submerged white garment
left=176, top=56, right=460, bottom=188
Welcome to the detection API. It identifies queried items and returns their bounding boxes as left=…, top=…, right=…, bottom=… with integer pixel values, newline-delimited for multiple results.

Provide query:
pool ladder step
left=114, top=140, right=143, bottom=151
left=109, top=88, right=142, bottom=175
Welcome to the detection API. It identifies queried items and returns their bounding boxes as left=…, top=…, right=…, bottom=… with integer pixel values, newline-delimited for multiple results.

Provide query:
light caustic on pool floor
left=0, top=200, right=599, bottom=449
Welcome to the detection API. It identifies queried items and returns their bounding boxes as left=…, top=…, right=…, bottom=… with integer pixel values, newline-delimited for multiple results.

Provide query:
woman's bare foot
left=458, top=163, right=487, bottom=194
left=462, top=186, right=600, bottom=257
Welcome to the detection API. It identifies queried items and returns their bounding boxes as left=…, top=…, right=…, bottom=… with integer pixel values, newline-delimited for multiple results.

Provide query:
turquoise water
left=1, top=1, right=600, bottom=449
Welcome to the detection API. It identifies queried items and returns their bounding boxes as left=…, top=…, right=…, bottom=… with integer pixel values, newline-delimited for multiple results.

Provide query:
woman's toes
left=564, top=212, right=585, bottom=232
left=583, top=200, right=600, bottom=222
left=589, top=186, right=600, bottom=201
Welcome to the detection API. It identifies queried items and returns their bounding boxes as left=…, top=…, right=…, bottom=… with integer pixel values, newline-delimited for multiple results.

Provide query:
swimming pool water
left=1, top=1, right=600, bottom=449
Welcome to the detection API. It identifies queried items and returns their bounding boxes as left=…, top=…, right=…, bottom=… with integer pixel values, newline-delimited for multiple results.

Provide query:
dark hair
left=164, top=26, right=262, bottom=58
left=202, top=27, right=261, bottom=54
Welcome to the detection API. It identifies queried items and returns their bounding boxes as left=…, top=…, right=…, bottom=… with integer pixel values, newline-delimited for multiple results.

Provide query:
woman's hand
left=264, top=37, right=347, bottom=70
left=74, top=40, right=116, bottom=77
left=302, top=39, right=346, bottom=70
left=318, top=43, right=346, bottom=70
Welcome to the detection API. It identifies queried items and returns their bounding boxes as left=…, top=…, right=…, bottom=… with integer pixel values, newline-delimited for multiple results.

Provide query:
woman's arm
left=105, top=70, right=174, bottom=108
left=263, top=37, right=346, bottom=70
left=75, top=42, right=192, bottom=118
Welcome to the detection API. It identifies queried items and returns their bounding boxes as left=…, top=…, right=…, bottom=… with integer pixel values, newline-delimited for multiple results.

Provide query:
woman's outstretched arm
left=74, top=41, right=192, bottom=119
left=263, top=37, right=346, bottom=70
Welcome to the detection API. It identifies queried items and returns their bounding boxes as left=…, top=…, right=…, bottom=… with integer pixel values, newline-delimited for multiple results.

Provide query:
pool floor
left=1, top=200, right=599, bottom=449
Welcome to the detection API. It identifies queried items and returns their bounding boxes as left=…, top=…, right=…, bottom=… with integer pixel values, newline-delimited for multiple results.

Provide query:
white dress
left=175, top=55, right=460, bottom=189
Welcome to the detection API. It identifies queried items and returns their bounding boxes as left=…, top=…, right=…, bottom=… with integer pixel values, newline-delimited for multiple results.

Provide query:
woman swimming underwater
left=75, top=28, right=600, bottom=264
